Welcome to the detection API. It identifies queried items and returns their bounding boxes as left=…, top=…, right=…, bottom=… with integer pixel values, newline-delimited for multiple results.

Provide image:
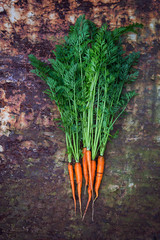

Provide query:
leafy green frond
left=29, top=54, right=52, bottom=81
left=29, top=14, right=142, bottom=161
left=112, top=23, right=143, bottom=41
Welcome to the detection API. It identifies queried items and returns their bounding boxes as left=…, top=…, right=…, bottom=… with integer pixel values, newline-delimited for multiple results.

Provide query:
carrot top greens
left=29, top=15, right=142, bottom=163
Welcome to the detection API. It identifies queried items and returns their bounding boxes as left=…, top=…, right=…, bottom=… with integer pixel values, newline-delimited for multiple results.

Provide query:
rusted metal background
left=0, top=0, right=160, bottom=240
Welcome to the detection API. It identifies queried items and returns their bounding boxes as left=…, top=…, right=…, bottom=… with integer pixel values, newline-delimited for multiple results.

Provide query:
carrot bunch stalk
left=29, top=14, right=142, bottom=219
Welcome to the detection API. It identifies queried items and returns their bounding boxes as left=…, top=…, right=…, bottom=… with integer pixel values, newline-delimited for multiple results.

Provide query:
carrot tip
left=80, top=208, right=82, bottom=218
left=94, top=196, right=98, bottom=202
left=82, top=199, right=90, bottom=221
left=84, top=184, right=87, bottom=195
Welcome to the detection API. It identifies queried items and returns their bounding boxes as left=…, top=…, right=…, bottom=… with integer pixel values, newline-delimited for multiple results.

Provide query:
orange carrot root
left=92, top=156, right=104, bottom=220
left=75, top=162, right=83, bottom=217
left=82, top=186, right=92, bottom=221
left=82, top=147, right=88, bottom=193
left=94, top=156, right=105, bottom=201
left=82, top=160, right=96, bottom=221
left=68, top=163, right=76, bottom=215
left=86, top=150, right=92, bottom=192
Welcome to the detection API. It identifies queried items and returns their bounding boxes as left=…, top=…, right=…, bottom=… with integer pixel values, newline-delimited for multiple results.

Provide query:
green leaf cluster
left=29, top=15, right=142, bottom=162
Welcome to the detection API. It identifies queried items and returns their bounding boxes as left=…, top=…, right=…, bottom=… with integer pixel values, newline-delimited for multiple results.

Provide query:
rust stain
left=0, top=82, right=57, bottom=136
left=0, top=0, right=159, bottom=56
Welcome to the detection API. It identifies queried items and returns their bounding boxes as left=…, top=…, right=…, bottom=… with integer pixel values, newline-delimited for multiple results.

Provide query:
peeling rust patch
left=0, top=81, right=59, bottom=137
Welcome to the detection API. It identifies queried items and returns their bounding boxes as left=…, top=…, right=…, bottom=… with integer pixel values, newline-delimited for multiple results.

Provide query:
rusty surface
left=0, top=0, right=160, bottom=239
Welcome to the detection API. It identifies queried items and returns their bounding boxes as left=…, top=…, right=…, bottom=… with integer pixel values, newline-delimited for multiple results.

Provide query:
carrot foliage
left=29, top=14, right=142, bottom=163
left=29, top=15, right=142, bottom=217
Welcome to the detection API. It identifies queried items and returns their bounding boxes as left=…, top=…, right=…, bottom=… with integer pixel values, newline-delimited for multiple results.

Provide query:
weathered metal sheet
left=0, top=0, right=160, bottom=239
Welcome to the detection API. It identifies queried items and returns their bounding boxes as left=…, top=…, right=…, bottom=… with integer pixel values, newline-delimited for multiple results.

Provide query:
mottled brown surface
left=0, top=0, right=160, bottom=240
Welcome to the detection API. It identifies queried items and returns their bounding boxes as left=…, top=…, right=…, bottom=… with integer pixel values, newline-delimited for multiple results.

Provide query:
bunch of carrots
left=29, top=15, right=142, bottom=220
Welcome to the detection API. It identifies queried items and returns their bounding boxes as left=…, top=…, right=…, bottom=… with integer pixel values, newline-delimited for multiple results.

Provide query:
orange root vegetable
left=82, top=160, right=96, bottom=220
left=68, top=163, right=76, bottom=214
left=82, top=187, right=92, bottom=221
left=75, top=162, right=83, bottom=216
left=91, top=160, right=96, bottom=191
left=82, top=147, right=88, bottom=191
left=86, top=150, right=92, bottom=192
left=94, top=156, right=105, bottom=201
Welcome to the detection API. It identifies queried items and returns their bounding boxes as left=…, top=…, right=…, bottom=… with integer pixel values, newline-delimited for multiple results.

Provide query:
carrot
left=82, top=160, right=96, bottom=220
left=75, top=162, right=83, bottom=217
left=94, top=156, right=105, bottom=201
left=82, top=147, right=88, bottom=192
left=68, top=163, right=76, bottom=214
left=86, top=150, right=92, bottom=192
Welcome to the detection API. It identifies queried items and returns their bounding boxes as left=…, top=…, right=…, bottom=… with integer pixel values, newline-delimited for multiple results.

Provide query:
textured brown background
left=0, top=0, right=160, bottom=240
